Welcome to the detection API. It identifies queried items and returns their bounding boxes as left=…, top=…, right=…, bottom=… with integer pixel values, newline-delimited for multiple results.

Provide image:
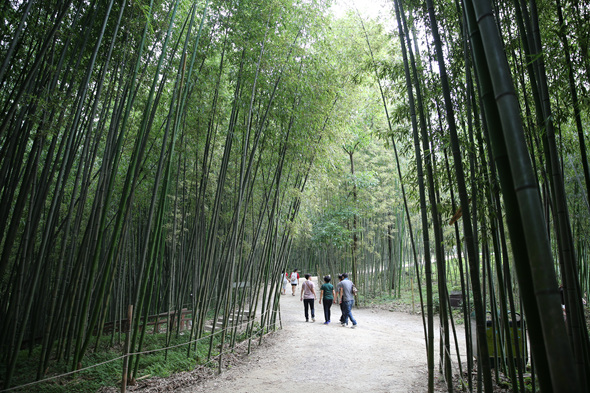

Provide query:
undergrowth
left=1, top=323, right=264, bottom=393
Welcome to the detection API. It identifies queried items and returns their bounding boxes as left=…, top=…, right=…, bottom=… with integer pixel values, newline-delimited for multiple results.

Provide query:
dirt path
left=178, top=277, right=465, bottom=393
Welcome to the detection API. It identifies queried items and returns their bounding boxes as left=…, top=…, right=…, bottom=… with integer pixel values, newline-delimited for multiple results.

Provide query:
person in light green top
left=319, top=275, right=336, bottom=324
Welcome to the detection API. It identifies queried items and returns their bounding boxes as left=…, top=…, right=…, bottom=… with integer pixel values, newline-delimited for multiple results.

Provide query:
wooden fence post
left=122, top=305, right=133, bottom=393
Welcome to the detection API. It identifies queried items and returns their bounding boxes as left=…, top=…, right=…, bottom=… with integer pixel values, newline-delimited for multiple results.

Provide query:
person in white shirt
left=290, top=269, right=299, bottom=296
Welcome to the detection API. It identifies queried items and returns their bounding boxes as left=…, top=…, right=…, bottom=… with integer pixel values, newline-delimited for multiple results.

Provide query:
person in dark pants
left=319, top=275, right=336, bottom=324
left=336, top=274, right=346, bottom=325
left=300, top=274, right=316, bottom=322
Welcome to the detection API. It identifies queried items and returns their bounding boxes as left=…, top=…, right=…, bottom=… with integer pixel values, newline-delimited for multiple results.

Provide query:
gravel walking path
left=177, top=277, right=466, bottom=393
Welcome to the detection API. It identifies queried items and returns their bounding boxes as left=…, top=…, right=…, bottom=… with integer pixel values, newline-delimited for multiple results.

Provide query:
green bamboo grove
left=289, top=0, right=590, bottom=392
left=0, top=0, right=344, bottom=389
left=2, top=0, right=590, bottom=392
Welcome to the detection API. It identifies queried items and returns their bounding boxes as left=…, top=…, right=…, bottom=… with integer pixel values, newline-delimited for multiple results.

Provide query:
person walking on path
left=336, top=274, right=346, bottom=325
left=338, top=273, right=357, bottom=328
left=319, top=275, right=336, bottom=324
left=300, top=274, right=316, bottom=322
left=290, top=269, right=300, bottom=296
left=281, top=270, right=289, bottom=295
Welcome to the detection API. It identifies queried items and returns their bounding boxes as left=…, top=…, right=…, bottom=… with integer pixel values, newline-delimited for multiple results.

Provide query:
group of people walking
left=282, top=270, right=357, bottom=328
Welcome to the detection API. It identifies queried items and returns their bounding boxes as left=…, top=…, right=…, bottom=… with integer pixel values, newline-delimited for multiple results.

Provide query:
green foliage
left=0, top=0, right=340, bottom=387
left=3, top=0, right=590, bottom=390
left=1, top=331, right=237, bottom=393
left=311, top=210, right=353, bottom=249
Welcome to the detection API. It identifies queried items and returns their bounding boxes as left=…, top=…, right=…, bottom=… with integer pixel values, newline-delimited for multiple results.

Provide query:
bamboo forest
left=1, top=0, right=590, bottom=391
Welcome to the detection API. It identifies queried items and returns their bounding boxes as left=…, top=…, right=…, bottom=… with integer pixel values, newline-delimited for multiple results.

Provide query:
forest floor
left=111, top=277, right=468, bottom=393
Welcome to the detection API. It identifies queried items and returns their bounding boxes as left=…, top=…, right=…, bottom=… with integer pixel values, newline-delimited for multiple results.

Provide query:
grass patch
left=359, top=286, right=424, bottom=314
left=357, top=285, right=470, bottom=325
left=1, top=324, right=266, bottom=393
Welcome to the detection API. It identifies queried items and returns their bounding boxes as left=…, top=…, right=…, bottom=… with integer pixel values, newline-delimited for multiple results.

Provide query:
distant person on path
left=300, top=274, right=316, bottom=322
left=281, top=270, right=289, bottom=295
left=338, top=273, right=357, bottom=328
left=319, top=275, right=335, bottom=324
left=290, top=269, right=300, bottom=296
left=336, top=274, right=346, bottom=325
